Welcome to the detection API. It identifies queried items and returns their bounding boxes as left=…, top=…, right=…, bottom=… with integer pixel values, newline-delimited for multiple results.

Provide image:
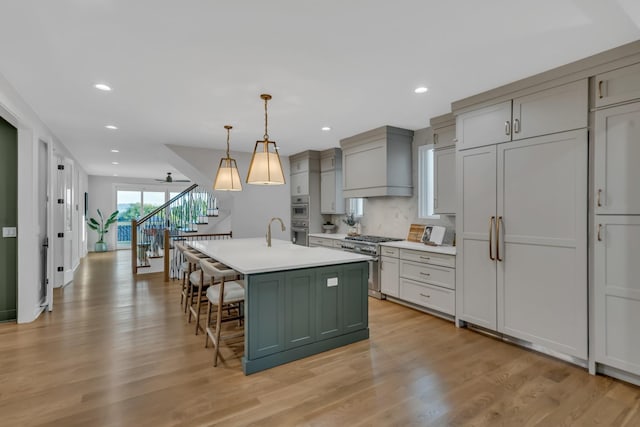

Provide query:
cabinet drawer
left=309, top=237, right=329, bottom=247
left=400, top=260, right=455, bottom=290
left=595, top=62, right=640, bottom=108
left=400, top=249, right=455, bottom=268
left=380, top=246, right=399, bottom=258
left=400, top=278, right=455, bottom=315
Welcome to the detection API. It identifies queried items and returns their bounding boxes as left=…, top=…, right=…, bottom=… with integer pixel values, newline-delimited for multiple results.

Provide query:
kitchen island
left=189, top=238, right=371, bottom=375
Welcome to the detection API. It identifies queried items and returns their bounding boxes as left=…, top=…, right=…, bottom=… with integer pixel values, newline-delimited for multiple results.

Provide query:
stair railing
left=131, top=184, right=223, bottom=278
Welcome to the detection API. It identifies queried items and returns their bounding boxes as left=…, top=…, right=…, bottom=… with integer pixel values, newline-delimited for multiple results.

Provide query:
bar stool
left=200, top=258, right=245, bottom=367
left=182, top=250, right=214, bottom=314
left=173, top=242, right=191, bottom=289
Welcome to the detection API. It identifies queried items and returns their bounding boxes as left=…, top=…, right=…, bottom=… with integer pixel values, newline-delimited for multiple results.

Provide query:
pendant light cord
left=224, top=125, right=233, bottom=158
left=263, top=96, right=270, bottom=141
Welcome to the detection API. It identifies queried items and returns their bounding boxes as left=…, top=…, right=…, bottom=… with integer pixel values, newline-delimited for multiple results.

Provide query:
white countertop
left=308, top=233, right=349, bottom=241
left=188, top=238, right=371, bottom=274
left=379, top=240, right=457, bottom=255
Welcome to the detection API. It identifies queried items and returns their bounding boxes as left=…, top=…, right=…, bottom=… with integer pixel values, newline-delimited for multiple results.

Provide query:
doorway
left=38, top=140, right=50, bottom=308
left=0, top=116, right=18, bottom=322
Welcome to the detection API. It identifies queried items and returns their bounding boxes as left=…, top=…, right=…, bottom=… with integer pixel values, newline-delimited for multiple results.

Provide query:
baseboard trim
left=463, top=322, right=588, bottom=369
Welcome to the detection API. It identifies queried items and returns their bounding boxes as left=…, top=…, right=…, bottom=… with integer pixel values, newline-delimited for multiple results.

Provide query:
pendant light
left=213, top=125, right=243, bottom=191
left=246, top=94, right=286, bottom=185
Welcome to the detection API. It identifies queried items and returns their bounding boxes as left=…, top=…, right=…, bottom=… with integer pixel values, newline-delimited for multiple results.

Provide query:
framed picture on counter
left=422, top=225, right=446, bottom=246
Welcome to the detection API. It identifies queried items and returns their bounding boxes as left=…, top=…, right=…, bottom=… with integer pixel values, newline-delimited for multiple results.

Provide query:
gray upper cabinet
left=433, top=124, right=456, bottom=149
left=433, top=147, right=456, bottom=215
left=456, top=101, right=512, bottom=150
left=431, top=113, right=457, bottom=215
left=289, top=151, right=320, bottom=197
left=595, top=62, right=640, bottom=108
left=340, top=126, right=414, bottom=198
left=595, top=102, right=640, bottom=214
left=456, top=80, right=587, bottom=150
left=319, top=148, right=345, bottom=214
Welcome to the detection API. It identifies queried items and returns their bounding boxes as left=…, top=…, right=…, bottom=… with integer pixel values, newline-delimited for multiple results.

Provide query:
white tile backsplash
left=330, top=198, right=455, bottom=243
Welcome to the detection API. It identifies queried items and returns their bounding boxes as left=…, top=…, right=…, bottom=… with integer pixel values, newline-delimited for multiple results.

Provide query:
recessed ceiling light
left=414, top=86, right=428, bottom=94
left=113, top=174, right=118, bottom=177
left=105, top=125, right=118, bottom=130
left=112, top=161, right=119, bottom=165
left=94, top=83, right=112, bottom=91
left=111, top=149, right=119, bottom=153
left=321, top=126, right=331, bottom=131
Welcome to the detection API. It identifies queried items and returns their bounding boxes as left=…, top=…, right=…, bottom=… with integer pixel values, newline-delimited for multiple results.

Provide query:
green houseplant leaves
left=87, top=209, right=119, bottom=250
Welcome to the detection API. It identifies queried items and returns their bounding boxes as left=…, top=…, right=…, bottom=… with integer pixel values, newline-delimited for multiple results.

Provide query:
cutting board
left=407, top=224, right=426, bottom=242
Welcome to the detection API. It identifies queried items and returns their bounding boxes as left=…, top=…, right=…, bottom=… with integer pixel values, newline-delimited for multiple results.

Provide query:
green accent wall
left=0, top=116, right=17, bottom=322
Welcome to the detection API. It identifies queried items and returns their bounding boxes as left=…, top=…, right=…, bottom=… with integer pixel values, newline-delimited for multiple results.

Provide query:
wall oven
left=291, top=221, right=309, bottom=246
left=291, top=195, right=309, bottom=221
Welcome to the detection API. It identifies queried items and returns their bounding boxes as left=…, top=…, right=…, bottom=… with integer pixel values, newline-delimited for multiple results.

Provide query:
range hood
left=340, top=126, right=414, bottom=198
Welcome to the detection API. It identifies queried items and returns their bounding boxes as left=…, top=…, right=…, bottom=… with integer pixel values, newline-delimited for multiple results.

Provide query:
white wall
left=87, top=176, right=193, bottom=251
left=165, top=145, right=291, bottom=241
left=0, top=71, right=88, bottom=323
left=330, top=127, right=456, bottom=242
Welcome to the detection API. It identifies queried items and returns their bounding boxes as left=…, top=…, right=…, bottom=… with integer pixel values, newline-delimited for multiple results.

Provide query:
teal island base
left=242, top=261, right=369, bottom=375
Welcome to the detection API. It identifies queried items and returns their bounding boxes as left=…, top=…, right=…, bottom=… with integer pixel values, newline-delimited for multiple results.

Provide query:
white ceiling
left=1, top=1, right=639, bottom=180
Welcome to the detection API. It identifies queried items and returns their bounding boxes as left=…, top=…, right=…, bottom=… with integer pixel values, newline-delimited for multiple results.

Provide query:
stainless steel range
left=340, top=235, right=402, bottom=299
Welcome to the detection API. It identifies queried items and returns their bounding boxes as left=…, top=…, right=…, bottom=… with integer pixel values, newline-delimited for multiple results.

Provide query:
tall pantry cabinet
left=593, top=64, right=640, bottom=377
left=455, top=79, right=589, bottom=359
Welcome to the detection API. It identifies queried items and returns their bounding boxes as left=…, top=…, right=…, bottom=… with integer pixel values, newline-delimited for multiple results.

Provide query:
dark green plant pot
left=95, top=241, right=108, bottom=252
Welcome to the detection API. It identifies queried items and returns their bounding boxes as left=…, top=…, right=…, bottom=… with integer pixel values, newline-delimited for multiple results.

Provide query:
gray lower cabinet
left=244, top=262, right=369, bottom=374
left=341, top=263, right=368, bottom=333
left=380, top=255, right=400, bottom=297
left=285, top=269, right=317, bottom=349
left=316, top=266, right=343, bottom=340
left=398, top=249, right=455, bottom=316
left=594, top=217, right=640, bottom=376
left=247, top=272, right=286, bottom=359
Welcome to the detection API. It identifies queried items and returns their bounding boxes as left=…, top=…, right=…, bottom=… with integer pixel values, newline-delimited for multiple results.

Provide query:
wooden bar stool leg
left=213, top=280, right=225, bottom=367
left=183, top=264, right=193, bottom=314
left=194, top=276, right=208, bottom=335
left=204, top=301, right=212, bottom=348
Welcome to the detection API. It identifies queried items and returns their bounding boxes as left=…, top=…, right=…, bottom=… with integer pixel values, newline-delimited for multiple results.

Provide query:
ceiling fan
left=155, top=172, right=190, bottom=183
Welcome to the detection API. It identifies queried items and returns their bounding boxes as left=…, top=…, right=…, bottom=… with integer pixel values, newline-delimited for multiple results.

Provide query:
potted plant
left=342, top=212, right=359, bottom=236
left=322, top=220, right=336, bottom=233
left=87, top=209, right=119, bottom=252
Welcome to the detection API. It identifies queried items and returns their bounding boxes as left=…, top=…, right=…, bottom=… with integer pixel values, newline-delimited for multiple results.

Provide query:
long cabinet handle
left=504, top=121, right=511, bottom=136
left=489, top=216, right=496, bottom=261
left=513, top=118, right=520, bottom=134
left=597, top=224, right=603, bottom=242
left=597, top=189, right=602, bottom=207
left=419, top=293, right=431, bottom=298
left=598, top=80, right=604, bottom=99
left=496, top=216, right=503, bottom=262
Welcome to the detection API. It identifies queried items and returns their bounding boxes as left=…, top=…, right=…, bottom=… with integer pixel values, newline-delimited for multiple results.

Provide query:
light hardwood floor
left=1, top=251, right=639, bottom=426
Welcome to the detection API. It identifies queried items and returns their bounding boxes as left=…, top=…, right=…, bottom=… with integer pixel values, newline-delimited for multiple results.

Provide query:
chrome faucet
left=266, top=217, right=286, bottom=247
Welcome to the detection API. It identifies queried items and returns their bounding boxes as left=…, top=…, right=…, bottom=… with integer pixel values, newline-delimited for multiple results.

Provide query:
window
left=348, top=198, right=364, bottom=218
left=418, top=145, right=440, bottom=219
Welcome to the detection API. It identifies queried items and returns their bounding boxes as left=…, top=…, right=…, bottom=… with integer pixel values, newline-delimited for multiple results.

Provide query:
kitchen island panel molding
left=243, top=261, right=370, bottom=375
